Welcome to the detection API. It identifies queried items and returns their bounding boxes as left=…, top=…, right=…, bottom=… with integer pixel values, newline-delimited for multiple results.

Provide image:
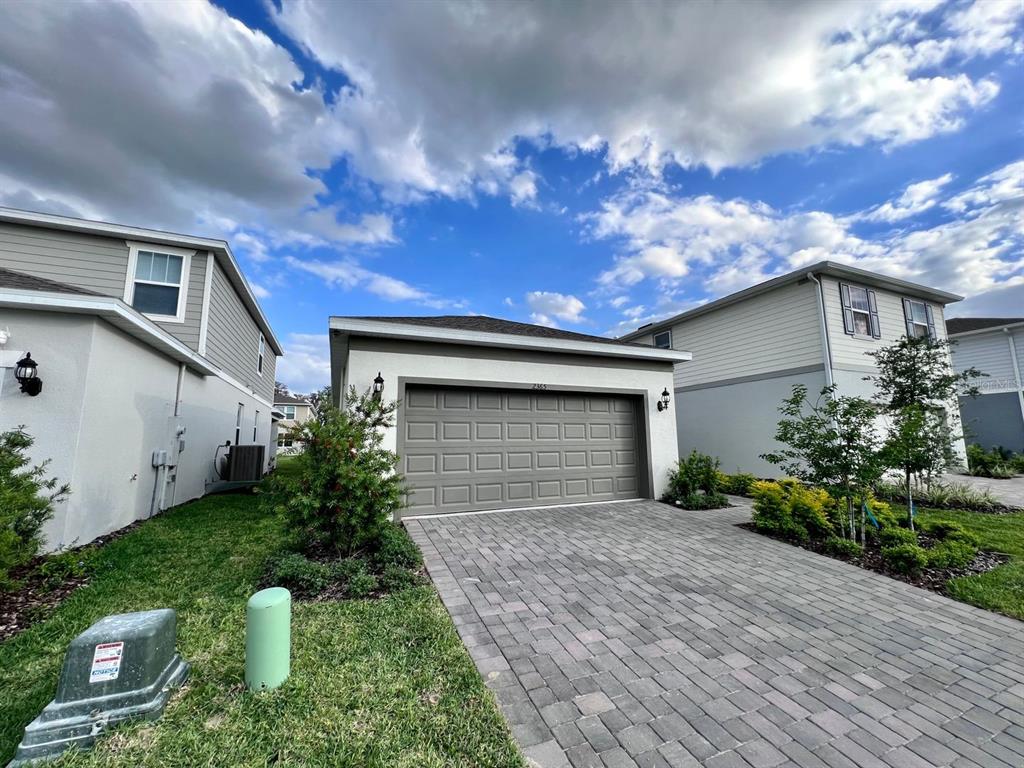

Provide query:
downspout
left=1005, top=328, right=1024, bottom=432
left=807, top=273, right=834, bottom=389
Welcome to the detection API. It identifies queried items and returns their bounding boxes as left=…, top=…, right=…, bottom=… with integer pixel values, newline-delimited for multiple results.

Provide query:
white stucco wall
left=344, top=338, right=680, bottom=500
left=0, top=309, right=275, bottom=550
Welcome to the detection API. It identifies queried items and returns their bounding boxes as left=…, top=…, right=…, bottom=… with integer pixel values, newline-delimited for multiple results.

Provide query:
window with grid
left=902, top=298, right=936, bottom=339
left=839, top=283, right=880, bottom=338
left=131, top=250, right=186, bottom=318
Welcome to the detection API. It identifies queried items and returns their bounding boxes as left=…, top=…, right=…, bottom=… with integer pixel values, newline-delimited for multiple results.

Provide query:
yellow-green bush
left=751, top=480, right=834, bottom=543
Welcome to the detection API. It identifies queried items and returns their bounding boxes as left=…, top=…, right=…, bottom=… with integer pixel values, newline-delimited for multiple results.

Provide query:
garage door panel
left=401, top=385, right=642, bottom=515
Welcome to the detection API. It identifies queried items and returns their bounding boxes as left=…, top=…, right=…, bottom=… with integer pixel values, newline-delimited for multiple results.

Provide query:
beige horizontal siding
left=667, top=280, right=823, bottom=389
left=822, top=276, right=948, bottom=372
left=951, top=330, right=1017, bottom=388
left=0, top=221, right=129, bottom=296
left=204, top=260, right=274, bottom=402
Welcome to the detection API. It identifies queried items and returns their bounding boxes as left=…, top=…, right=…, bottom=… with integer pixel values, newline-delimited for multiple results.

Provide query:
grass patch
left=915, top=507, right=1024, bottom=621
left=0, top=493, right=523, bottom=767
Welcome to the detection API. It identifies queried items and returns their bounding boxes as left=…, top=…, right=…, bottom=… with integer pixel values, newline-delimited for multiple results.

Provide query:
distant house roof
left=344, top=315, right=641, bottom=347
left=620, top=260, right=964, bottom=341
left=274, top=393, right=310, bottom=405
left=0, top=206, right=282, bottom=355
left=0, top=267, right=101, bottom=296
left=947, top=317, right=1024, bottom=335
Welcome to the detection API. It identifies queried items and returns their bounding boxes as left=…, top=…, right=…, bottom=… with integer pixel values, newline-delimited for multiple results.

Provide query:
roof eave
left=329, top=316, right=692, bottom=363
left=620, top=260, right=963, bottom=341
left=0, top=207, right=283, bottom=356
left=948, top=320, right=1024, bottom=338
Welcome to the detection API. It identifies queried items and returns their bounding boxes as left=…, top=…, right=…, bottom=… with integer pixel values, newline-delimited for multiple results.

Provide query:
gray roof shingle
left=0, top=267, right=100, bottom=296
left=947, top=317, right=1024, bottom=335
left=342, top=315, right=638, bottom=346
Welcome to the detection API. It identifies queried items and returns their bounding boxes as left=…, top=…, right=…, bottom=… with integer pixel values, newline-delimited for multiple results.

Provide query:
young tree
left=866, top=336, right=983, bottom=529
left=762, top=385, right=885, bottom=544
left=306, top=385, right=333, bottom=422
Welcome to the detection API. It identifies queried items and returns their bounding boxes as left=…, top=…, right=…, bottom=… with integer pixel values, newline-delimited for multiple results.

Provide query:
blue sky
left=0, top=1, right=1021, bottom=392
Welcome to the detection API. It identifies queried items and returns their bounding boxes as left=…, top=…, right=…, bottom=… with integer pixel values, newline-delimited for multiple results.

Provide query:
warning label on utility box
left=90, top=641, right=124, bottom=683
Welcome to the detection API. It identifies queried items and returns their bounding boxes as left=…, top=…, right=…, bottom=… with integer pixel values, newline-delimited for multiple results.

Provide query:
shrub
left=379, top=564, right=420, bottom=592
left=922, top=520, right=980, bottom=548
left=665, top=452, right=729, bottom=510
left=926, top=541, right=977, bottom=570
left=873, top=479, right=1002, bottom=513
left=718, top=472, right=757, bottom=496
left=347, top=571, right=379, bottom=599
left=0, top=427, right=71, bottom=589
left=823, top=537, right=863, bottom=559
left=258, top=387, right=406, bottom=555
left=330, top=556, right=368, bottom=585
left=37, top=549, right=96, bottom=589
left=1010, top=453, right=1024, bottom=474
left=967, top=444, right=1016, bottom=478
left=751, top=480, right=833, bottom=543
left=878, top=526, right=917, bottom=548
left=881, top=543, right=929, bottom=575
left=369, top=524, right=422, bottom=572
left=266, top=552, right=332, bottom=597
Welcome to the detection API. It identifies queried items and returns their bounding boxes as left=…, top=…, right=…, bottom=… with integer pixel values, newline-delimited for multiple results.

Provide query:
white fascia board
left=0, top=288, right=217, bottom=376
left=329, top=317, right=693, bottom=363
left=0, top=206, right=283, bottom=356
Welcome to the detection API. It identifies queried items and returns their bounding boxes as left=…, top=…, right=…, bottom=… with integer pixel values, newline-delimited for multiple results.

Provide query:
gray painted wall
left=960, top=393, right=1024, bottom=453
left=205, top=260, right=274, bottom=402
left=677, top=369, right=829, bottom=477
left=0, top=221, right=129, bottom=296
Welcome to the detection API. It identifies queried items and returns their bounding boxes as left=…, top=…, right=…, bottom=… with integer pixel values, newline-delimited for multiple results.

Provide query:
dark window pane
left=132, top=282, right=179, bottom=316
left=654, top=331, right=671, bottom=349
left=853, top=313, right=871, bottom=335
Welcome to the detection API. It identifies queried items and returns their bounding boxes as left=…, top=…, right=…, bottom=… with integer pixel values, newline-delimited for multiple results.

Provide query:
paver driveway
left=406, top=499, right=1024, bottom=768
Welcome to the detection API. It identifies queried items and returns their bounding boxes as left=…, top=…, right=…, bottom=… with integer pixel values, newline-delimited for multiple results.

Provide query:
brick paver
left=405, top=500, right=1024, bottom=768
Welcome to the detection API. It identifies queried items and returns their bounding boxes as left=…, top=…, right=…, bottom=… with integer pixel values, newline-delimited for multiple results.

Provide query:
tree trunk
left=905, top=467, right=915, bottom=532
left=846, top=494, right=855, bottom=542
left=860, top=499, right=866, bottom=546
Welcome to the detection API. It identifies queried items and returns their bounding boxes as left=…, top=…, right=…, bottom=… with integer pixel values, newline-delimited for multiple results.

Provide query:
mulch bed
left=0, top=520, right=145, bottom=643
left=738, top=522, right=1010, bottom=597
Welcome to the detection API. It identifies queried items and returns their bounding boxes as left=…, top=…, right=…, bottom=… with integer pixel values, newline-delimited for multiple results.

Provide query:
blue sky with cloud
left=0, top=0, right=1021, bottom=392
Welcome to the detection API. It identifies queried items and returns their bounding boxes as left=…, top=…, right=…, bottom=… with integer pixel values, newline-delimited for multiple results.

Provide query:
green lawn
left=916, top=507, right=1024, bottom=621
left=0, top=493, right=523, bottom=768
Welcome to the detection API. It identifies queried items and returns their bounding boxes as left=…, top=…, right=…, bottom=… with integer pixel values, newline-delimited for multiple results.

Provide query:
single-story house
left=619, top=261, right=966, bottom=475
left=329, top=315, right=689, bottom=516
left=0, top=207, right=282, bottom=549
left=948, top=317, right=1024, bottom=453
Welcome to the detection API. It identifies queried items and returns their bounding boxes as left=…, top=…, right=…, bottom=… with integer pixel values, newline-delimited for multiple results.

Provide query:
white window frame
left=839, top=282, right=880, bottom=339
left=257, top=332, right=265, bottom=375
left=902, top=298, right=936, bottom=340
left=653, top=330, right=672, bottom=349
left=123, top=241, right=194, bottom=323
left=235, top=403, right=244, bottom=445
left=282, top=405, right=296, bottom=420
left=253, top=410, right=259, bottom=442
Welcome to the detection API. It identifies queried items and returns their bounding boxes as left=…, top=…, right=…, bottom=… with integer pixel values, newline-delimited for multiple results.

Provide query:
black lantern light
left=372, top=371, right=385, bottom=401
left=657, top=387, right=670, bottom=412
left=15, top=352, right=42, bottom=396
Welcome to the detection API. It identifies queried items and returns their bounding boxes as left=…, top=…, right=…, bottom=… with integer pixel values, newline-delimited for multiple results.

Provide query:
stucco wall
left=344, top=337, right=680, bottom=500
left=677, top=369, right=829, bottom=477
left=0, top=309, right=275, bottom=550
left=960, top=392, right=1024, bottom=453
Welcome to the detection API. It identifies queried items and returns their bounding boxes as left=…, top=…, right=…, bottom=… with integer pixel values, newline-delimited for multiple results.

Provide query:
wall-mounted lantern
left=15, top=352, right=42, bottom=396
left=372, top=372, right=385, bottom=401
left=657, top=388, right=670, bottom=412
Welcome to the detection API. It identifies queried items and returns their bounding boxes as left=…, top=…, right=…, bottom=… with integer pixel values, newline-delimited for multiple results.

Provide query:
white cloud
left=525, top=291, right=586, bottom=327
left=0, top=0, right=391, bottom=246
left=275, top=333, right=330, bottom=394
left=586, top=159, right=1024, bottom=330
left=285, top=255, right=461, bottom=309
left=250, top=283, right=271, bottom=300
left=273, top=0, right=1018, bottom=198
left=861, top=173, right=954, bottom=222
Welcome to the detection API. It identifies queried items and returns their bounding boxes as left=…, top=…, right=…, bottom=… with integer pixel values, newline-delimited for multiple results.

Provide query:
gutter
left=806, top=272, right=834, bottom=389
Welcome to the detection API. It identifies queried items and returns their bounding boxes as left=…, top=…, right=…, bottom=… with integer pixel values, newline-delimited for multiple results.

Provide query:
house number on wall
left=532, top=383, right=548, bottom=390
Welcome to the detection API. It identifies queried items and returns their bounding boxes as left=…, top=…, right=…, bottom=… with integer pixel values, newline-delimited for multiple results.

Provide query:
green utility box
left=8, top=609, right=189, bottom=767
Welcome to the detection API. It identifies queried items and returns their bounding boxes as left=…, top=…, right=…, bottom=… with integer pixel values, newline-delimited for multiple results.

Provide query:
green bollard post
left=245, top=587, right=291, bottom=691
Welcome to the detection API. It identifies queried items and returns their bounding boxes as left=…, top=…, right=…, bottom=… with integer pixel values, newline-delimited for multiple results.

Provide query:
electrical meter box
left=8, top=609, right=189, bottom=766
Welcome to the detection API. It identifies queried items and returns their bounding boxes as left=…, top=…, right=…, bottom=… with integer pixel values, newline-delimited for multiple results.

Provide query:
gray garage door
left=399, top=385, right=643, bottom=515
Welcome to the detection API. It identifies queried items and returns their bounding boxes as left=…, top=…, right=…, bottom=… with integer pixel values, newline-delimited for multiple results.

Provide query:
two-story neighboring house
left=0, top=207, right=282, bottom=549
left=620, top=261, right=964, bottom=476
left=273, top=392, right=313, bottom=453
left=948, top=317, right=1024, bottom=453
